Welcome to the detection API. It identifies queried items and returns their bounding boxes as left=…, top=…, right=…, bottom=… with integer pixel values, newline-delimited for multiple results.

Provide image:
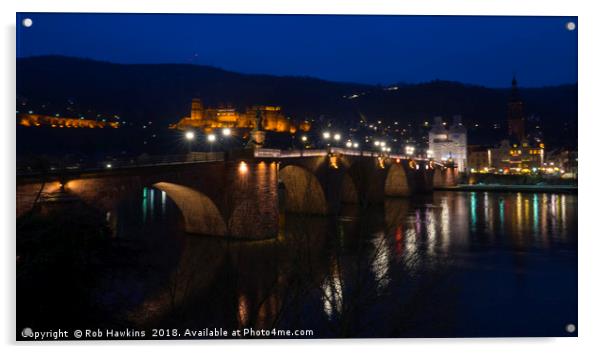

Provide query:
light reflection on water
left=321, top=259, right=344, bottom=320
left=107, top=190, right=577, bottom=337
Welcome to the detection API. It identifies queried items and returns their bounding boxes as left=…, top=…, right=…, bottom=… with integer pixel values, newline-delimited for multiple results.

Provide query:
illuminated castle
left=18, top=113, right=119, bottom=129
left=169, top=98, right=310, bottom=134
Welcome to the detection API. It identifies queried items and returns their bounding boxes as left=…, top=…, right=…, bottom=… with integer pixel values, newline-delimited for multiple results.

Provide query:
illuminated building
left=428, top=115, right=467, bottom=171
left=169, top=98, right=310, bottom=134
left=467, top=77, right=545, bottom=174
left=18, top=113, right=120, bottom=129
left=467, top=145, right=490, bottom=172
left=468, top=141, right=546, bottom=174
left=545, top=148, right=578, bottom=178
left=495, top=77, right=545, bottom=172
left=489, top=140, right=545, bottom=172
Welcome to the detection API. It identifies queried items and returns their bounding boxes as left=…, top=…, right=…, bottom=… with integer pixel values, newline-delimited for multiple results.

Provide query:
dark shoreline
left=437, top=184, right=578, bottom=194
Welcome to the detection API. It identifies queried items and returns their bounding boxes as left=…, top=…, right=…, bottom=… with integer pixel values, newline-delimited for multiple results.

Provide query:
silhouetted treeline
left=17, top=56, right=577, bottom=149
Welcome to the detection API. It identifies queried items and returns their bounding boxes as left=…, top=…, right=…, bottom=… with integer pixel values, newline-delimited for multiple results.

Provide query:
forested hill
left=17, top=56, right=577, bottom=147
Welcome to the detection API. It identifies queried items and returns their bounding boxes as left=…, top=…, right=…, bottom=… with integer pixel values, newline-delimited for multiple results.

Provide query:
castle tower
left=246, top=108, right=266, bottom=149
left=507, top=76, right=525, bottom=141
left=191, top=98, right=203, bottom=120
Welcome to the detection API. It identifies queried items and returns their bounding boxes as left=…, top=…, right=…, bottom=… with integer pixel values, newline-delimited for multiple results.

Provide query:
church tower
left=191, top=98, right=203, bottom=120
left=507, top=76, right=525, bottom=141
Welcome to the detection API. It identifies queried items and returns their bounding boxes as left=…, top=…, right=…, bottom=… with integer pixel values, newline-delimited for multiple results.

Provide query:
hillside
left=16, top=56, right=577, bottom=154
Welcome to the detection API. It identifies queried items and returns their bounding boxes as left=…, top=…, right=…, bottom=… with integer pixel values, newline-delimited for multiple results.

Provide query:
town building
left=467, top=145, right=490, bottom=173
left=545, top=148, right=578, bottom=178
left=466, top=76, right=545, bottom=174
left=490, top=140, right=544, bottom=172
left=428, top=115, right=467, bottom=172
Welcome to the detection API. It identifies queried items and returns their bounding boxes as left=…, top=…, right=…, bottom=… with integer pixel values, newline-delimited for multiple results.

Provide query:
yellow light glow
left=239, top=161, right=248, bottom=174
left=329, top=155, right=339, bottom=169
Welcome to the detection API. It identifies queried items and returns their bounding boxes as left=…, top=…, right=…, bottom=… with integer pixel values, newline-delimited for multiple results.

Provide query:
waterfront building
left=545, top=148, right=578, bottom=178
left=468, top=76, right=545, bottom=174
left=428, top=115, right=467, bottom=171
left=467, top=145, right=490, bottom=173
left=490, top=139, right=544, bottom=172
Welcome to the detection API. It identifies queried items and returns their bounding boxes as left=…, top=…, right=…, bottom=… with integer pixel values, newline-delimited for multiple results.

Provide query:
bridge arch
left=279, top=165, right=328, bottom=215
left=153, top=182, right=227, bottom=236
left=384, top=163, right=412, bottom=197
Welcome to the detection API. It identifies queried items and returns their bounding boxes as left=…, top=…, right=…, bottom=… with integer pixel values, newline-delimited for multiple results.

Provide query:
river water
left=102, top=190, right=577, bottom=338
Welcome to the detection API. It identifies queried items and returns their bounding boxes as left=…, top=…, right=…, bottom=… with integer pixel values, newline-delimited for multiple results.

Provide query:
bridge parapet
left=253, top=147, right=433, bottom=161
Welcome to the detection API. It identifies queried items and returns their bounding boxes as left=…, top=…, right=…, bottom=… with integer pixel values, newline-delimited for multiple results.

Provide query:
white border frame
left=2, top=1, right=600, bottom=353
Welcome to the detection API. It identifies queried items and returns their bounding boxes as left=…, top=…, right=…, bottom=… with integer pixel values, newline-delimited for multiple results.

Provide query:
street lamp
left=222, top=128, right=231, bottom=136
left=333, top=133, right=341, bottom=141
left=405, top=145, right=415, bottom=156
left=301, top=135, right=308, bottom=142
left=353, top=142, right=359, bottom=149
left=185, top=131, right=195, bottom=152
left=322, top=131, right=332, bottom=148
left=345, top=141, right=352, bottom=148
left=207, top=133, right=216, bottom=152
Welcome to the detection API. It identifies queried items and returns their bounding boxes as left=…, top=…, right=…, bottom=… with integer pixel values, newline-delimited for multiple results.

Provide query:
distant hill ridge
left=16, top=56, right=577, bottom=147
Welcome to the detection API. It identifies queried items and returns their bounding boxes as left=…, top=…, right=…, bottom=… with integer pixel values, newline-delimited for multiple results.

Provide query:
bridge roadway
left=16, top=148, right=458, bottom=239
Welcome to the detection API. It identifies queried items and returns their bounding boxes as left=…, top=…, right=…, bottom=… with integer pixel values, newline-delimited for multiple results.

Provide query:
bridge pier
left=433, top=167, right=458, bottom=188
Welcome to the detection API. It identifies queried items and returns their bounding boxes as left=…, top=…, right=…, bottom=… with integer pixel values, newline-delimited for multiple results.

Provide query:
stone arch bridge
left=16, top=148, right=457, bottom=239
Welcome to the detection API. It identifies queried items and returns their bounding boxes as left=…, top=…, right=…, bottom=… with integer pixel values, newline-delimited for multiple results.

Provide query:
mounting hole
left=566, top=21, right=576, bottom=31
left=565, top=323, right=576, bottom=333
left=22, top=18, right=33, bottom=28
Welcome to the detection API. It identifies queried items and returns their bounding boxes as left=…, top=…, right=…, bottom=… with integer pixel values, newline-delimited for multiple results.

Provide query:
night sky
left=16, top=13, right=577, bottom=87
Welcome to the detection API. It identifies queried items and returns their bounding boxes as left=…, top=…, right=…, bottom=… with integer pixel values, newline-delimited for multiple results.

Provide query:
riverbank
left=437, top=184, right=578, bottom=193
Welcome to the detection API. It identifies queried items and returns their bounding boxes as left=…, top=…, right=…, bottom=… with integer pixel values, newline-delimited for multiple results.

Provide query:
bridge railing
left=16, top=152, right=225, bottom=177
left=135, top=152, right=224, bottom=166
left=254, top=148, right=329, bottom=158
left=253, top=147, right=435, bottom=161
left=17, top=148, right=441, bottom=178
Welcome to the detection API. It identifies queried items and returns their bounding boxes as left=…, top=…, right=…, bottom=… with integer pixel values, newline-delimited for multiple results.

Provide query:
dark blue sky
left=16, top=13, right=577, bottom=87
